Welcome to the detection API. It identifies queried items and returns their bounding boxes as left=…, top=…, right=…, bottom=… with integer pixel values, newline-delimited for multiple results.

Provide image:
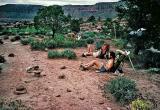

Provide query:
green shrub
left=106, top=77, right=137, bottom=104
left=20, top=38, right=30, bottom=45
left=48, top=50, right=62, bottom=59
left=95, top=40, right=105, bottom=49
left=61, top=49, right=77, bottom=59
left=44, top=39, right=57, bottom=49
left=86, top=37, right=94, bottom=44
left=112, top=39, right=127, bottom=49
left=0, top=98, right=32, bottom=110
left=30, top=40, right=45, bottom=50
left=63, top=40, right=76, bottom=48
left=75, top=39, right=87, bottom=47
left=48, top=49, right=76, bottom=59
left=82, top=31, right=96, bottom=39
left=147, top=68, right=160, bottom=74
left=131, top=99, right=152, bottom=110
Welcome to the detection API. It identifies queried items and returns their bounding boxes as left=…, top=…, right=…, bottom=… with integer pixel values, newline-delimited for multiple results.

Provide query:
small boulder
left=67, top=88, right=72, bottom=92
left=14, top=85, right=27, bottom=95
left=0, top=55, right=6, bottom=63
left=58, top=74, right=66, bottom=79
left=8, top=53, right=15, bottom=57
left=3, top=35, right=9, bottom=40
left=33, top=71, right=41, bottom=77
left=60, top=66, right=66, bottom=69
left=0, top=39, right=4, bottom=44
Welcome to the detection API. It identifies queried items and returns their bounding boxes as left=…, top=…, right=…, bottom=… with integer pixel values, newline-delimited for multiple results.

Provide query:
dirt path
left=0, top=40, right=126, bottom=110
left=0, top=39, right=160, bottom=110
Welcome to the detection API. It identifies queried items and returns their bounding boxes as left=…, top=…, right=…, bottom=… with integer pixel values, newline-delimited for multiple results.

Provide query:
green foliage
left=86, top=37, right=94, bottom=44
left=131, top=99, right=152, bottom=110
left=0, top=98, right=32, bottom=110
left=34, top=5, right=65, bottom=37
left=61, top=49, right=77, bottom=59
left=81, top=31, right=96, bottom=39
left=117, top=0, right=160, bottom=50
left=95, top=40, right=105, bottom=50
left=70, top=19, right=80, bottom=33
left=30, top=39, right=45, bottom=50
left=20, top=38, right=31, bottom=45
left=87, top=15, right=96, bottom=22
left=112, top=39, right=127, bottom=49
left=48, top=50, right=62, bottom=59
left=106, top=77, right=137, bottom=104
left=48, top=49, right=76, bottom=59
left=75, top=39, right=87, bottom=47
left=147, top=68, right=160, bottom=74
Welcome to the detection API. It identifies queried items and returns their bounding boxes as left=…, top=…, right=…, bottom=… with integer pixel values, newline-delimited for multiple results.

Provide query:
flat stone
left=60, top=66, right=66, bottom=69
left=58, top=75, right=66, bottom=79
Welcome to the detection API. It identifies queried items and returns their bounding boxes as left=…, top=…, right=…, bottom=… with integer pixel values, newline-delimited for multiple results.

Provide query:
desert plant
left=0, top=98, right=32, bottom=110
left=20, top=38, right=30, bottom=45
left=86, top=37, right=94, bottom=44
left=30, top=40, right=45, bottom=50
left=48, top=49, right=76, bottom=59
left=75, top=39, right=87, bottom=47
left=106, top=77, right=137, bottom=104
left=131, top=99, right=152, bottom=110
left=48, top=50, right=62, bottom=59
left=61, top=49, right=77, bottom=59
left=95, top=40, right=105, bottom=50
left=112, top=39, right=128, bottom=49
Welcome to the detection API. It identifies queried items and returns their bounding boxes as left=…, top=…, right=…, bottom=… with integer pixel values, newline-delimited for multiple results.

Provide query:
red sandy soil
left=0, top=39, right=160, bottom=110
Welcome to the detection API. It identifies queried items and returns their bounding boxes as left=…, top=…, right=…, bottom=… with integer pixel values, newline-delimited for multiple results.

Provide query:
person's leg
left=83, top=60, right=101, bottom=69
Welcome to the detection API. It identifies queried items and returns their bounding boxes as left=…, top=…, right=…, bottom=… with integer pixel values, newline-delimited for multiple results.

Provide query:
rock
left=67, top=88, right=72, bottom=92
left=3, top=35, right=9, bottom=40
left=0, top=39, right=4, bottom=44
left=0, top=55, right=6, bottom=63
left=99, top=101, right=104, bottom=105
left=55, top=94, right=61, bottom=97
left=26, top=65, right=40, bottom=73
left=60, top=66, right=66, bottom=69
left=10, top=36, right=20, bottom=42
left=33, top=71, right=41, bottom=77
left=79, top=97, right=85, bottom=100
left=58, top=74, right=66, bottom=79
left=14, top=85, right=27, bottom=95
left=107, top=107, right=112, bottom=110
left=8, top=53, right=15, bottom=57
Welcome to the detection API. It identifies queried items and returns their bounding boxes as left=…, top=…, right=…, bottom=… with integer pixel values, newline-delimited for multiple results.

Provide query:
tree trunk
left=52, top=29, right=56, bottom=38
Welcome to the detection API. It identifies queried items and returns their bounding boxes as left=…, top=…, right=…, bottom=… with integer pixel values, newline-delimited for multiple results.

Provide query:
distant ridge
left=0, top=2, right=118, bottom=23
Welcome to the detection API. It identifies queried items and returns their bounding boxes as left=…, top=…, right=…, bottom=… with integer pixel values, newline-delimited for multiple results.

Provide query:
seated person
left=82, top=43, right=110, bottom=59
left=80, top=51, right=116, bottom=72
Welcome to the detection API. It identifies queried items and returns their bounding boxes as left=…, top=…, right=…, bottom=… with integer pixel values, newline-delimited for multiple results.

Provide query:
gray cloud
left=0, top=0, right=119, bottom=6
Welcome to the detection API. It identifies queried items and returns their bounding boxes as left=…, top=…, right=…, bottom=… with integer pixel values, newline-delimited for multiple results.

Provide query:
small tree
left=34, top=5, right=65, bottom=38
left=87, top=15, right=96, bottom=22
left=70, top=19, right=80, bottom=33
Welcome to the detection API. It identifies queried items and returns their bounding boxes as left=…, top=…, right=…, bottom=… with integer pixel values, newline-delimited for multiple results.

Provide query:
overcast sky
left=0, top=0, right=119, bottom=6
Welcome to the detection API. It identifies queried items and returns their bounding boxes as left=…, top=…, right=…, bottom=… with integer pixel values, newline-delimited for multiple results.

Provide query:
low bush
left=30, top=40, right=45, bottom=50
left=61, top=49, right=77, bottom=59
left=20, top=38, right=30, bottom=45
left=147, top=68, right=160, bottom=74
left=112, top=39, right=127, bottom=49
left=75, top=39, right=87, bottom=47
left=95, top=40, right=105, bottom=49
left=48, top=50, right=62, bottom=59
left=44, top=39, right=57, bottom=49
left=105, top=77, right=137, bottom=104
left=48, top=49, right=76, bottom=59
left=10, top=35, right=21, bottom=42
left=0, top=98, right=32, bottom=110
left=131, top=99, right=152, bottom=110
left=81, top=31, right=96, bottom=39
left=86, top=37, right=94, bottom=44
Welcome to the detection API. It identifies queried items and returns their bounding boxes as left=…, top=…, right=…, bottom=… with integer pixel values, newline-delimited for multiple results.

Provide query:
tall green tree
left=34, top=5, right=65, bottom=38
left=70, top=19, right=80, bottom=33
left=117, top=0, right=160, bottom=54
left=87, top=15, right=96, bottom=22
